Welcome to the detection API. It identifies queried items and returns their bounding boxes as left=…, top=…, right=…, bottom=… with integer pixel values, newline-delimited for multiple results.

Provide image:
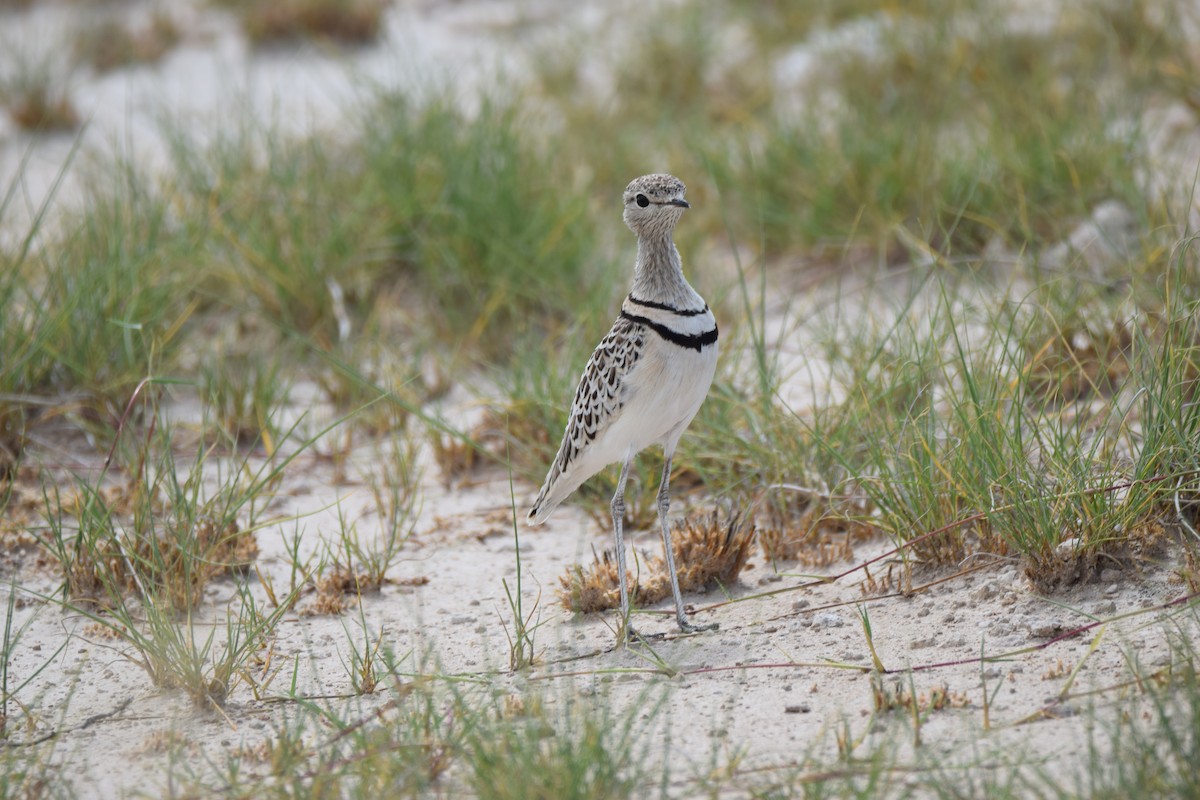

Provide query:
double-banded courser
left=528, top=173, right=719, bottom=640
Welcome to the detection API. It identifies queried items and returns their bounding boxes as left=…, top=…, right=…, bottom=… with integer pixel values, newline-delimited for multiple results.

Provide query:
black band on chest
left=620, top=310, right=718, bottom=352
left=626, top=294, right=710, bottom=317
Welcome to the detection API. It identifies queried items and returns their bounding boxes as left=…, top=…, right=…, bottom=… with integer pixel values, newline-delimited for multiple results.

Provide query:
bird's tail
left=527, top=481, right=558, bottom=526
left=527, top=462, right=586, bottom=526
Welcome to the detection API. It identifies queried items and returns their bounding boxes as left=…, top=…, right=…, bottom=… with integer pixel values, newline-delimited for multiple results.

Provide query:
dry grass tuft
left=428, top=408, right=521, bottom=488
left=136, top=515, right=258, bottom=611
left=429, top=431, right=485, bottom=488
left=1042, top=659, right=1071, bottom=680
left=872, top=676, right=970, bottom=714
left=670, top=509, right=756, bottom=591
left=859, top=561, right=914, bottom=597
left=558, top=509, right=754, bottom=613
left=59, top=480, right=168, bottom=519
left=53, top=482, right=258, bottom=612
left=0, top=524, right=38, bottom=553
left=221, top=0, right=387, bottom=45
left=0, top=470, right=44, bottom=555
left=758, top=495, right=874, bottom=566
left=302, top=567, right=368, bottom=616
left=81, top=621, right=125, bottom=640
left=301, top=566, right=428, bottom=616
left=73, top=14, right=180, bottom=73
left=1173, top=541, right=1200, bottom=593
left=0, top=407, right=25, bottom=480
left=558, top=550, right=637, bottom=614
left=5, top=84, right=78, bottom=132
left=1022, top=518, right=1170, bottom=593
left=132, top=729, right=193, bottom=757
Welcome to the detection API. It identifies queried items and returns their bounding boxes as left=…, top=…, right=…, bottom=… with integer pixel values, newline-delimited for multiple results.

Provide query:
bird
left=527, top=173, right=719, bottom=641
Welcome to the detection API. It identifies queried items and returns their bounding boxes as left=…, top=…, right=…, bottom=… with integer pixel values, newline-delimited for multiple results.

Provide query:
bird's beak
left=669, top=198, right=691, bottom=209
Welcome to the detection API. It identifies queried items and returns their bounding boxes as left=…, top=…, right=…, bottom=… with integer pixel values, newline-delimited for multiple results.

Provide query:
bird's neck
left=630, top=232, right=701, bottom=309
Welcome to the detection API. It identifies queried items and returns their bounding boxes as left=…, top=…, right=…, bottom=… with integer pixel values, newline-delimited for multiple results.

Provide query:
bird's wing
left=528, top=315, right=645, bottom=522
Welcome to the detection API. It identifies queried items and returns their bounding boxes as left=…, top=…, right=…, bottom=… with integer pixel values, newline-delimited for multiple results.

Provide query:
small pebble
left=971, top=581, right=999, bottom=601
left=1027, top=618, right=1066, bottom=638
left=812, top=611, right=845, bottom=629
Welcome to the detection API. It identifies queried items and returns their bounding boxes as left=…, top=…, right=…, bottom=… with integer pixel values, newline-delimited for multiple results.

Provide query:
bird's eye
left=635, top=194, right=650, bottom=208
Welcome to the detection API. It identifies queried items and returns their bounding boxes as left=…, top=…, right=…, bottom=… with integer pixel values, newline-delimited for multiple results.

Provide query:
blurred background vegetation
left=1, top=0, right=1198, bottom=580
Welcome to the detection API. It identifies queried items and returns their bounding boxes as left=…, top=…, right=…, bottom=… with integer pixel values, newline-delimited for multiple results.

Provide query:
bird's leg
left=611, top=450, right=641, bottom=644
left=658, top=453, right=718, bottom=634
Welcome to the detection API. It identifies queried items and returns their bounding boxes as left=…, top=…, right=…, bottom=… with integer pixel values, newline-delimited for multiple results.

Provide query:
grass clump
left=362, top=93, right=616, bottom=357
left=216, top=0, right=387, bottom=45
left=37, top=411, right=308, bottom=707
left=558, top=509, right=753, bottom=614
left=757, top=493, right=872, bottom=568
left=173, top=676, right=668, bottom=799
left=1, top=160, right=196, bottom=470
left=72, top=13, right=180, bottom=73
left=302, top=438, right=423, bottom=616
left=0, top=82, right=614, bottom=533
left=154, top=92, right=608, bottom=358
left=784, top=262, right=1200, bottom=586
left=5, top=83, right=590, bottom=468
left=529, top=0, right=1183, bottom=262
left=721, top=7, right=1147, bottom=256
left=1077, top=655, right=1200, bottom=798
left=202, top=348, right=289, bottom=452
left=43, top=425, right=261, bottom=613
left=164, top=124, right=391, bottom=343
left=463, top=687, right=664, bottom=800
left=0, top=57, right=78, bottom=132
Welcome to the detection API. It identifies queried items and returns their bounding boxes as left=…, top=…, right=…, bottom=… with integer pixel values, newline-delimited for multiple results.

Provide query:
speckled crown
left=623, top=173, right=686, bottom=204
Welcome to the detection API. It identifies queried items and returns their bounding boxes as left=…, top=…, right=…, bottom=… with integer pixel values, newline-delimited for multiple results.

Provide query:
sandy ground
left=6, top=420, right=1195, bottom=796
left=3, top=1, right=1200, bottom=797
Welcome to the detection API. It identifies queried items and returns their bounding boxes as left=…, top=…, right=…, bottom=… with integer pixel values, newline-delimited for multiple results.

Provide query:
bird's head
left=622, top=173, right=689, bottom=237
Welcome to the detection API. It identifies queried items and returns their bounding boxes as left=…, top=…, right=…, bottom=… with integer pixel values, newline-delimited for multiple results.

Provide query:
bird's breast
left=620, top=294, right=718, bottom=354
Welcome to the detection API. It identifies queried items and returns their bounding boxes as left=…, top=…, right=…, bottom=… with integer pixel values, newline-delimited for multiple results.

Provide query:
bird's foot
left=677, top=618, right=719, bottom=635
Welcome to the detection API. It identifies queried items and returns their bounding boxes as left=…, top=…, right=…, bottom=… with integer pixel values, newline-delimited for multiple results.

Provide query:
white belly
left=589, top=336, right=717, bottom=465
